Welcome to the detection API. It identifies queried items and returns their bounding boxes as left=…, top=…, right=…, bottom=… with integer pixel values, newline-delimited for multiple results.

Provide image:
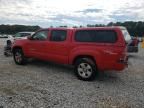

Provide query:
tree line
left=58, top=21, right=144, bottom=37
left=0, top=25, right=40, bottom=34
left=87, top=21, right=144, bottom=37
left=0, top=21, right=144, bottom=37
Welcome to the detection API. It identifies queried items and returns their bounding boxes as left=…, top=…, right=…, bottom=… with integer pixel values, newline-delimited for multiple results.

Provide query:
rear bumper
left=114, top=56, right=128, bottom=71
left=100, top=55, right=128, bottom=71
left=113, top=62, right=128, bottom=71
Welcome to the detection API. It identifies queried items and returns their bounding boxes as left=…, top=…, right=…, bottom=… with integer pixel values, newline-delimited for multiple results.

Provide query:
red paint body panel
left=12, top=27, right=128, bottom=71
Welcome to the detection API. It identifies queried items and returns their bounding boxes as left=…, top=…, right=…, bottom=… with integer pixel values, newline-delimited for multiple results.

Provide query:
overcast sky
left=0, top=0, right=144, bottom=27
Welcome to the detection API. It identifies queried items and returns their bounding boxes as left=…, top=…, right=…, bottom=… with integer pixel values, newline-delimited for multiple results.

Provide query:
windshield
left=121, top=29, right=131, bottom=43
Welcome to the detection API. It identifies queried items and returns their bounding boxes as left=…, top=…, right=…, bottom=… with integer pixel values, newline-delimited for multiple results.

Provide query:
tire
left=4, top=52, right=8, bottom=57
left=7, top=40, right=12, bottom=46
left=135, top=47, right=138, bottom=52
left=13, top=48, right=27, bottom=65
left=74, top=58, right=97, bottom=81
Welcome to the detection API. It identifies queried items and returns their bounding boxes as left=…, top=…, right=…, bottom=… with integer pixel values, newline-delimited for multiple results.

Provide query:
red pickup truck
left=12, top=27, right=128, bottom=81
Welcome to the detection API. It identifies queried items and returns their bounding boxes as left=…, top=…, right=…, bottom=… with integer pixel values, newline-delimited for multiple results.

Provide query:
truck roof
left=40, top=26, right=125, bottom=31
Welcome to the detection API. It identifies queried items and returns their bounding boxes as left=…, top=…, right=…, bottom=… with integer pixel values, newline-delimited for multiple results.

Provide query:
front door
left=27, top=30, right=49, bottom=59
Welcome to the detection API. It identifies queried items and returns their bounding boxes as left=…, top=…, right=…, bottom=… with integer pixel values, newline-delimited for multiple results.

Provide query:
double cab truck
left=12, top=27, right=129, bottom=81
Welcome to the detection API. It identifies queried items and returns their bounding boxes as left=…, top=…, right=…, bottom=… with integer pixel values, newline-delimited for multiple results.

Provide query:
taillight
left=118, top=47, right=128, bottom=64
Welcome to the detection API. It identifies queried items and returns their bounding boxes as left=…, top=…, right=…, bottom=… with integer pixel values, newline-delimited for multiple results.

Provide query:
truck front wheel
left=74, top=58, right=97, bottom=81
left=13, top=48, right=27, bottom=65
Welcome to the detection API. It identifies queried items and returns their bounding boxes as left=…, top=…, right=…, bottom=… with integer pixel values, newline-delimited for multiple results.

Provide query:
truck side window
left=32, top=31, right=48, bottom=40
left=50, top=30, right=67, bottom=42
left=75, top=30, right=117, bottom=43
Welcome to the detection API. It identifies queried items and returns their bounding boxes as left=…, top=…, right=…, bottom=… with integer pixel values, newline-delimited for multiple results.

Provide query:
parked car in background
left=138, top=37, right=143, bottom=42
left=12, top=27, right=128, bottom=81
left=120, top=27, right=131, bottom=43
left=118, top=27, right=139, bottom=53
left=127, top=36, right=139, bottom=53
left=0, top=34, right=8, bottom=38
left=4, top=32, right=34, bottom=56
left=4, top=40, right=12, bottom=56
left=6, top=32, right=34, bottom=45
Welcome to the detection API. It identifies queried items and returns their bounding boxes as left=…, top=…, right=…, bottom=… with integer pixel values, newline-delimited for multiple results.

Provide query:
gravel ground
left=0, top=38, right=144, bottom=108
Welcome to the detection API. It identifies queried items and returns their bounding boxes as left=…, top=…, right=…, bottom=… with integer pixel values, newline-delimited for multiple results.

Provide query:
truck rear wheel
left=13, top=48, right=27, bottom=65
left=74, top=58, right=97, bottom=81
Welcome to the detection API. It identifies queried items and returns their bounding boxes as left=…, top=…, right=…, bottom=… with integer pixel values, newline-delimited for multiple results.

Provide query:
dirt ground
left=0, top=38, right=144, bottom=108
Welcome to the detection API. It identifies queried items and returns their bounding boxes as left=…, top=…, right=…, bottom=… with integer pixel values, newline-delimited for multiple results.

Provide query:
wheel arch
left=12, top=46, right=23, bottom=53
left=72, top=55, right=97, bottom=66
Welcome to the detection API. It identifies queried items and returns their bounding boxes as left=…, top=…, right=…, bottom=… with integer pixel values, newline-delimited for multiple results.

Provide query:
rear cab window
left=74, top=30, right=117, bottom=43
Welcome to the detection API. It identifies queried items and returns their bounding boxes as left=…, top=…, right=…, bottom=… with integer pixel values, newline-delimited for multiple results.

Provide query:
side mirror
left=27, top=35, right=32, bottom=40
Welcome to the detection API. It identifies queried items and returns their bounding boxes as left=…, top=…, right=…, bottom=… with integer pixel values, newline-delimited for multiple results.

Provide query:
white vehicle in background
left=112, top=26, right=139, bottom=52
left=0, top=34, right=8, bottom=38
left=6, top=32, right=34, bottom=45
left=4, top=32, right=34, bottom=56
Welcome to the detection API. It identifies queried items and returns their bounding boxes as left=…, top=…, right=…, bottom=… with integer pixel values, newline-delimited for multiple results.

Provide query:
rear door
left=45, top=29, right=70, bottom=64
